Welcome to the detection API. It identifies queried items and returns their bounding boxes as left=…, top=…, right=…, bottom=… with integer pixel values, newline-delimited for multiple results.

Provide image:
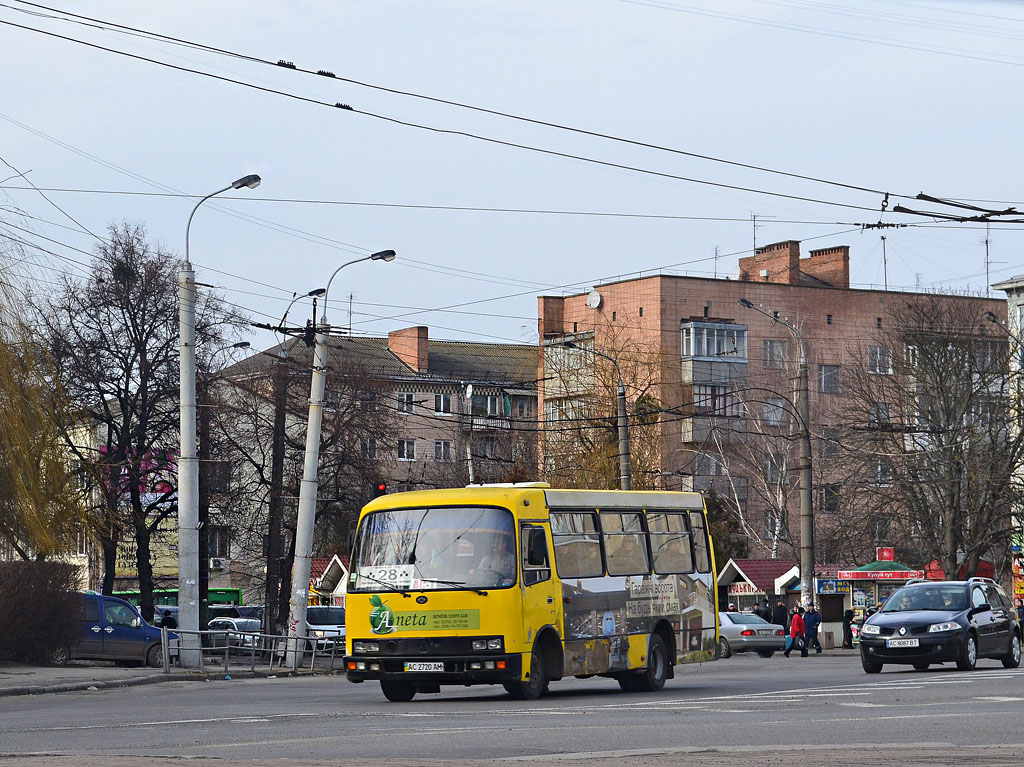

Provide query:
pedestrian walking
left=783, top=607, right=807, bottom=657
left=804, top=603, right=823, bottom=653
left=842, top=608, right=854, bottom=649
left=771, top=598, right=788, bottom=631
left=1016, top=598, right=1024, bottom=624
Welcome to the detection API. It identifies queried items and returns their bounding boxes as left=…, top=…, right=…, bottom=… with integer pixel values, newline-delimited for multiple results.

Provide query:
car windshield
left=881, top=585, right=967, bottom=612
left=350, top=506, right=516, bottom=592
left=234, top=619, right=262, bottom=632
left=724, top=614, right=769, bottom=625
left=307, top=607, right=345, bottom=625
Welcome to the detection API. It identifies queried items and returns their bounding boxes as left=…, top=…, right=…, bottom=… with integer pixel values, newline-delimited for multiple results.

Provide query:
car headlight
left=928, top=622, right=959, bottom=633
left=313, top=630, right=327, bottom=638
left=861, top=624, right=881, bottom=635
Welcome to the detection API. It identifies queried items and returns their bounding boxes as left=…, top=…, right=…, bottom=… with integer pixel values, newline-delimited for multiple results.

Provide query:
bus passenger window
left=648, top=512, right=693, bottom=574
left=689, top=511, right=712, bottom=573
left=550, top=512, right=603, bottom=578
left=602, top=511, right=649, bottom=576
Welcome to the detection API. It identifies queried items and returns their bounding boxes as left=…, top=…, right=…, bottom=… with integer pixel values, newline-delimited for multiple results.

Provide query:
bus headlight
left=353, top=641, right=380, bottom=653
left=472, top=638, right=503, bottom=651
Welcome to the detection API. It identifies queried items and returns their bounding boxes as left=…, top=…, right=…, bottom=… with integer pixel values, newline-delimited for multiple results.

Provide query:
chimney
left=738, top=241, right=801, bottom=285
left=538, top=296, right=565, bottom=338
left=388, top=326, right=429, bottom=373
left=805, top=246, right=850, bottom=288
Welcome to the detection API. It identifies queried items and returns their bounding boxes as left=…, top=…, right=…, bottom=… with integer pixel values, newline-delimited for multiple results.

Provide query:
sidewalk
left=0, top=660, right=320, bottom=698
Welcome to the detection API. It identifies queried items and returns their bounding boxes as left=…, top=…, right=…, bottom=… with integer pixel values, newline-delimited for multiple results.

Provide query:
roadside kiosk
left=838, top=548, right=924, bottom=640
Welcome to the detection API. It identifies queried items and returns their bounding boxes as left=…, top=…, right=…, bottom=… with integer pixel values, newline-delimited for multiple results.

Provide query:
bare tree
left=34, top=222, right=243, bottom=621
left=840, top=295, right=1023, bottom=576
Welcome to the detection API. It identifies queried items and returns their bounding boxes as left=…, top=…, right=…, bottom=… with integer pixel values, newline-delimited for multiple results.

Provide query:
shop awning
left=837, top=560, right=924, bottom=580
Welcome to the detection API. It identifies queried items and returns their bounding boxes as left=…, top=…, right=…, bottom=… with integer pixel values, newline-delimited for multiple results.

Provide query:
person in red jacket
left=784, top=606, right=808, bottom=657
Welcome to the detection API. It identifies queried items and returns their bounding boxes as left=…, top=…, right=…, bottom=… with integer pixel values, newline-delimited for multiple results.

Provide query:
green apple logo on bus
left=369, top=594, right=396, bottom=635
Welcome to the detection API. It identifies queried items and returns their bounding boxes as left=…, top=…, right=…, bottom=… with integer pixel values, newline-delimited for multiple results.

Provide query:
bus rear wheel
left=504, top=645, right=546, bottom=700
left=381, top=680, right=416, bottom=702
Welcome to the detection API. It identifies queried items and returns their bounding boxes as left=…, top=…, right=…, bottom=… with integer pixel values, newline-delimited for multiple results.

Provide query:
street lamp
left=737, top=298, right=814, bottom=607
left=288, top=249, right=396, bottom=667
left=179, top=174, right=260, bottom=668
left=563, top=341, right=631, bottom=491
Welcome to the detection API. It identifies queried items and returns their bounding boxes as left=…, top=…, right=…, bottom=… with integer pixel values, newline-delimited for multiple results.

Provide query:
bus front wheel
left=504, top=646, right=546, bottom=700
left=633, top=634, right=668, bottom=693
left=380, top=680, right=416, bottom=702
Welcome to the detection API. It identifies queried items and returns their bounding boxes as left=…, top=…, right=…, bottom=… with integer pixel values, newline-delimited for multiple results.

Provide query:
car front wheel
left=861, top=654, right=882, bottom=674
left=1002, top=632, right=1021, bottom=669
left=956, top=632, right=977, bottom=671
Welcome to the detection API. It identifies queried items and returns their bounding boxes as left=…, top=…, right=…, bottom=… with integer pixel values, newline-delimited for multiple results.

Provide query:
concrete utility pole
left=287, top=250, right=395, bottom=668
left=563, top=342, right=631, bottom=491
left=179, top=173, right=260, bottom=668
left=738, top=298, right=814, bottom=606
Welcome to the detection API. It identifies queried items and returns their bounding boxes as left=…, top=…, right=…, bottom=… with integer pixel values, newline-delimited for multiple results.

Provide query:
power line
left=0, top=15, right=891, bottom=215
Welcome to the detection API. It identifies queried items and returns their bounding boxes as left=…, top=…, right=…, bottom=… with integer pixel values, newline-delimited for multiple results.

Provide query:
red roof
left=310, top=558, right=331, bottom=581
left=728, top=559, right=797, bottom=591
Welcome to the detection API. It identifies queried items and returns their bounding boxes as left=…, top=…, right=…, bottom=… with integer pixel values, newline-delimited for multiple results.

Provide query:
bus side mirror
left=527, top=528, right=547, bottom=566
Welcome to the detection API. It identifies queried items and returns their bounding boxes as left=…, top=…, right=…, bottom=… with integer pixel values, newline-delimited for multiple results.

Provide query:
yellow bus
left=344, top=484, right=718, bottom=701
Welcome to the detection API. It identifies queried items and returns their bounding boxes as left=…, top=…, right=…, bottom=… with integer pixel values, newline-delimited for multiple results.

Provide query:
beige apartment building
left=538, top=240, right=1005, bottom=561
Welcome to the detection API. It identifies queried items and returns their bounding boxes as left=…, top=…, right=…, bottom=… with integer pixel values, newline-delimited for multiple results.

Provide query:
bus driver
left=472, top=533, right=516, bottom=585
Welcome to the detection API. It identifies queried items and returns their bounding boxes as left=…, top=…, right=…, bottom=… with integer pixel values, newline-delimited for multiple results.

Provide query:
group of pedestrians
left=755, top=598, right=823, bottom=657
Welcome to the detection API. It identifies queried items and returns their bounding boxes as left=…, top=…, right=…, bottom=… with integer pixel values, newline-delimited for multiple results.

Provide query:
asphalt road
left=2, top=653, right=1023, bottom=766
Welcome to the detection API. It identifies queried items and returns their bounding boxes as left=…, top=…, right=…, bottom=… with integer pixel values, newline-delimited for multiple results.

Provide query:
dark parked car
left=859, top=578, right=1021, bottom=673
left=53, top=592, right=173, bottom=668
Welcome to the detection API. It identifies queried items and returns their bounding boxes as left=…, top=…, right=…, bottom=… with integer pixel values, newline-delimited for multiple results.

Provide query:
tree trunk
left=277, top=530, right=295, bottom=635
left=265, top=362, right=287, bottom=636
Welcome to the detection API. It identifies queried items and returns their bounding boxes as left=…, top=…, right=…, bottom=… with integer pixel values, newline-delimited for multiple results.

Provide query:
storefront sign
left=727, top=582, right=760, bottom=595
left=876, top=547, right=895, bottom=561
left=816, top=579, right=851, bottom=594
left=837, top=570, right=923, bottom=580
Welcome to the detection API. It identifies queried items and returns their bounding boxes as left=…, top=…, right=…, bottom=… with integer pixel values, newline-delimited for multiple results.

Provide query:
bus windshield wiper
left=352, top=571, right=411, bottom=597
left=417, top=578, right=488, bottom=596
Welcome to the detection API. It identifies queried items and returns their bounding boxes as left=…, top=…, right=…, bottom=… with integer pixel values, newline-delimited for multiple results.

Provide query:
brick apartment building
left=538, top=240, right=1006, bottom=561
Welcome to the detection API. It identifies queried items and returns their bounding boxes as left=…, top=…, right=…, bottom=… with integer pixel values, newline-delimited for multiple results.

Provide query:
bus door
left=520, top=524, right=558, bottom=646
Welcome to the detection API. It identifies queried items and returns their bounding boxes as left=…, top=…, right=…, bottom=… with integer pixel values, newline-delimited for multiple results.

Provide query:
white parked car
left=306, top=606, right=345, bottom=651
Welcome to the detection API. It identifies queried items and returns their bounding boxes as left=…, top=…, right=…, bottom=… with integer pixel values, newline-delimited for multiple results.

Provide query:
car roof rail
left=905, top=578, right=926, bottom=585
left=967, top=576, right=995, bottom=584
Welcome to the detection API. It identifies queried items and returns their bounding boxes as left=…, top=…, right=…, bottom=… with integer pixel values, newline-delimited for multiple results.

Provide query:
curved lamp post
left=563, top=341, right=631, bottom=491
left=737, top=298, right=814, bottom=607
left=287, top=249, right=396, bottom=667
left=179, top=174, right=260, bottom=667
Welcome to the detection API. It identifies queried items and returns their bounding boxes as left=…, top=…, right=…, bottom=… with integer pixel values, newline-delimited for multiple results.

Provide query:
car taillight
left=740, top=629, right=756, bottom=636
left=776, top=630, right=785, bottom=636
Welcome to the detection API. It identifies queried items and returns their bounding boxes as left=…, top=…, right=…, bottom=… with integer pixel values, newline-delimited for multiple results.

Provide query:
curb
left=0, top=668, right=330, bottom=698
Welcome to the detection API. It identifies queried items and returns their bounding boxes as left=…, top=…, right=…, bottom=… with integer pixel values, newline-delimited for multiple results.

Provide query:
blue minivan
left=52, top=592, right=171, bottom=667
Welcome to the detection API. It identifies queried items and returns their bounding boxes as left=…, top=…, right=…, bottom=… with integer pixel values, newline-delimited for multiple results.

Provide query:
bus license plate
left=886, top=638, right=919, bottom=648
left=404, top=662, right=444, bottom=672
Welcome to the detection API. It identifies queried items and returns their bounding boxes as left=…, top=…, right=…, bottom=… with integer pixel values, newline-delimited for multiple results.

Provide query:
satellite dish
left=587, top=290, right=603, bottom=309
left=465, top=383, right=474, bottom=399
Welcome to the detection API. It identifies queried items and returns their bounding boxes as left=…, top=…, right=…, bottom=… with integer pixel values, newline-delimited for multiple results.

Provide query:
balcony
left=460, top=414, right=511, bottom=432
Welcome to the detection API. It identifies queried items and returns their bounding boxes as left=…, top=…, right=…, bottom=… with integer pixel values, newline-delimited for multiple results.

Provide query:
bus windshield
left=350, top=506, right=516, bottom=592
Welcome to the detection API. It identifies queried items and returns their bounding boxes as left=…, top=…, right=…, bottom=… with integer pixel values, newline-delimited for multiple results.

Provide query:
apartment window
left=826, top=314, right=833, bottom=325
left=682, top=323, right=747, bottom=360
left=397, top=439, right=416, bottom=461
left=516, top=398, right=533, bottom=418
left=876, top=317, right=882, bottom=329
left=359, top=392, right=379, bottom=412
left=868, top=346, right=893, bottom=375
left=478, top=436, right=498, bottom=459
left=766, top=514, right=789, bottom=540
left=820, top=427, right=841, bottom=459
left=209, top=527, right=231, bottom=558
left=765, top=454, right=784, bottom=485
left=434, top=440, right=452, bottom=462
left=818, top=364, right=840, bottom=393
left=76, top=528, right=89, bottom=557
left=204, top=460, right=232, bottom=494
left=693, top=384, right=742, bottom=418
left=360, top=438, right=377, bottom=460
left=764, top=397, right=788, bottom=427
left=820, top=483, right=841, bottom=514
left=639, top=307, right=643, bottom=317
left=473, top=394, right=501, bottom=417
left=397, top=392, right=415, bottom=414
left=870, top=459, right=893, bottom=487
left=869, top=402, right=891, bottom=428
left=763, top=339, right=788, bottom=369
left=434, top=393, right=452, bottom=415
left=324, top=389, right=341, bottom=408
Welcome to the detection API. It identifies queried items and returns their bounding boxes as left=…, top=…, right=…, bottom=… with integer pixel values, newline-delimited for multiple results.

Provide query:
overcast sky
left=2, top=1, right=1022, bottom=350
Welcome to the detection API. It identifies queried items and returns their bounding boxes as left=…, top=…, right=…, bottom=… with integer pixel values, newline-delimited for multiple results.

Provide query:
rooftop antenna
left=714, top=245, right=720, bottom=279
left=983, top=223, right=991, bottom=297
left=347, top=292, right=354, bottom=335
left=751, top=212, right=775, bottom=254
left=881, top=235, right=888, bottom=291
